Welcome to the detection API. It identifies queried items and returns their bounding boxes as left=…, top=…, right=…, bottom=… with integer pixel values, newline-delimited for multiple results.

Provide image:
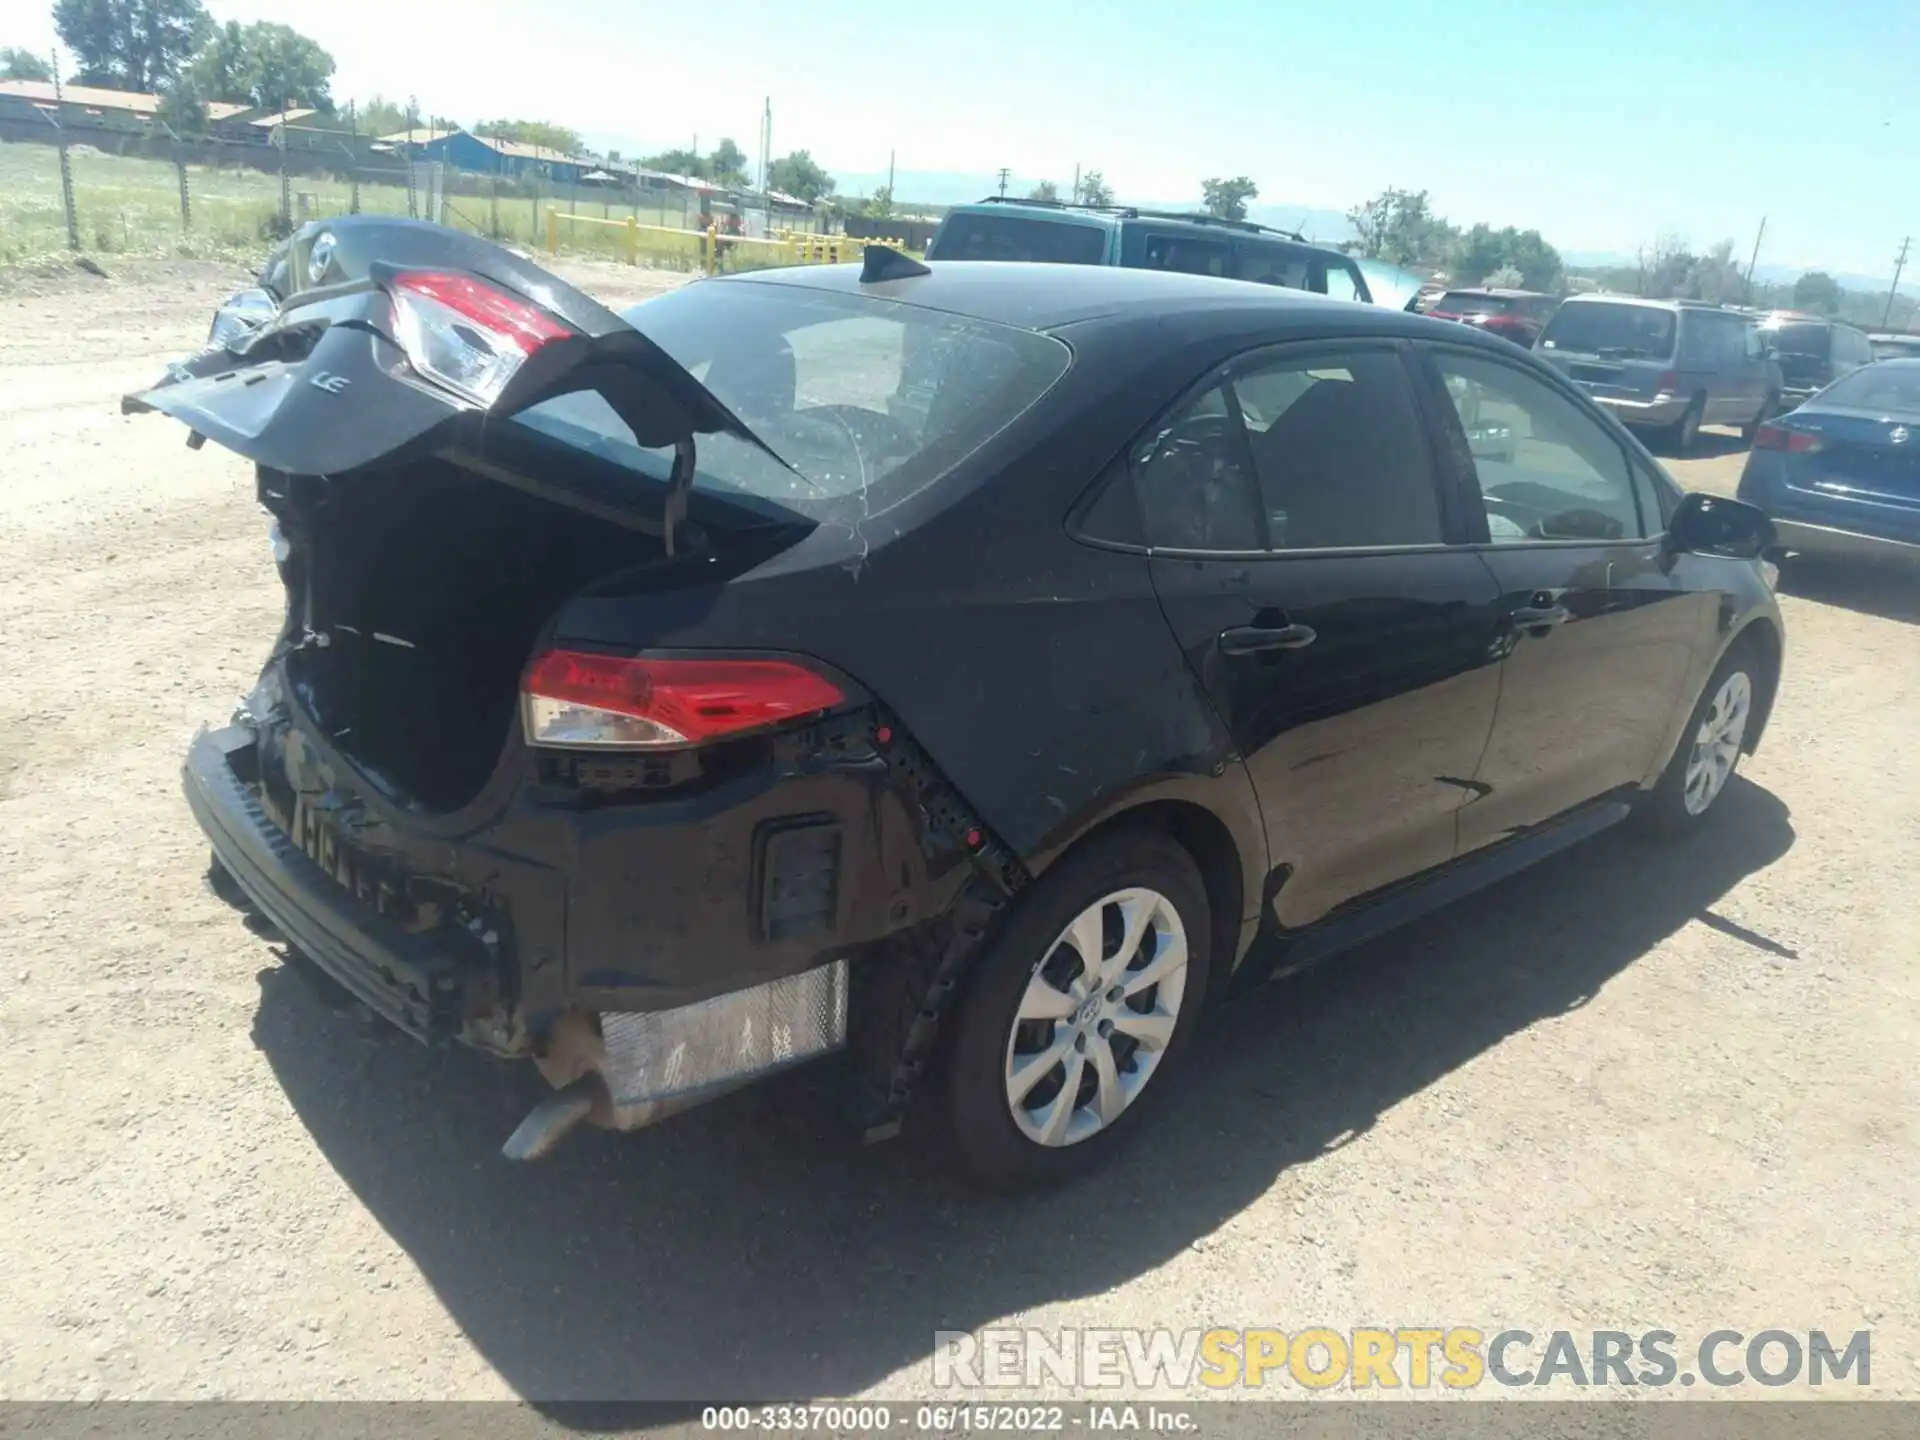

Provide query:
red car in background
left=1424, top=288, right=1560, bottom=348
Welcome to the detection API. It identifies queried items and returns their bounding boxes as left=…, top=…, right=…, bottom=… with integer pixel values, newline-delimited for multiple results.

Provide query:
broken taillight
left=386, top=270, right=571, bottom=407
left=521, top=651, right=847, bottom=750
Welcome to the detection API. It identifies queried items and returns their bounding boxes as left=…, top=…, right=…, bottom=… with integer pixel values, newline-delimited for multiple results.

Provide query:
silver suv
left=1536, top=296, right=1783, bottom=454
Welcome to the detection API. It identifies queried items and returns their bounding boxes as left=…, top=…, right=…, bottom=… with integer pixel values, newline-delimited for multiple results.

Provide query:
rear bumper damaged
left=186, top=681, right=1024, bottom=1157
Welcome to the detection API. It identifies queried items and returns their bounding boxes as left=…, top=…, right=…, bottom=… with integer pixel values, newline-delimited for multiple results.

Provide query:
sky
left=6, top=0, right=1916, bottom=279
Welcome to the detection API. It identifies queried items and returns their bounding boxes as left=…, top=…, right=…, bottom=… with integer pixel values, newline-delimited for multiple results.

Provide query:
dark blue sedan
left=1738, top=359, right=1920, bottom=568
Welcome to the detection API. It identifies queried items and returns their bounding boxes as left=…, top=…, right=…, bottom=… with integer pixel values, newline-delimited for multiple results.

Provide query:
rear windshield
left=1539, top=302, right=1676, bottom=360
left=1435, top=292, right=1517, bottom=316
left=510, top=282, right=1072, bottom=516
left=928, top=212, right=1108, bottom=265
left=1764, top=322, right=1831, bottom=358
left=1814, top=364, right=1920, bottom=412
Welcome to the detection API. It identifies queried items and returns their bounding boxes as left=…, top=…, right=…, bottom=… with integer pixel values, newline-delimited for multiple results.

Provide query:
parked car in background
left=1536, top=296, right=1782, bottom=454
left=135, top=218, right=1785, bottom=1188
left=1755, top=311, right=1874, bottom=412
left=1738, top=358, right=1920, bottom=569
left=1868, top=331, right=1920, bottom=362
left=926, top=198, right=1381, bottom=305
left=1424, top=288, right=1560, bottom=348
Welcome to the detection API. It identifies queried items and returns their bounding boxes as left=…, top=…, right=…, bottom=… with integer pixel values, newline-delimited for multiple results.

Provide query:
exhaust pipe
left=501, top=1077, right=600, bottom=1161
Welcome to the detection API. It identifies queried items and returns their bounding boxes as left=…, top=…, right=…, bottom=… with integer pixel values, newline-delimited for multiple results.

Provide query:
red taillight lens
left=1656, top=371, right=1680, bottom=392
left=1752, top=423, right=1822, bottom=453
left=521, top=651, right=847, bottom=750
left=386, top=270, right=571, bottom=406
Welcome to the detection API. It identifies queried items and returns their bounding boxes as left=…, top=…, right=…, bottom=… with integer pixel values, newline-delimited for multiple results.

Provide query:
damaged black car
left=136, top=217, right=1784, bottom=1188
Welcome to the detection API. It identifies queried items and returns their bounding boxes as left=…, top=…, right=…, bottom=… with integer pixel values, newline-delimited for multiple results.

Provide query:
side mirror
left=1668, top=491, right=1775, bottom=560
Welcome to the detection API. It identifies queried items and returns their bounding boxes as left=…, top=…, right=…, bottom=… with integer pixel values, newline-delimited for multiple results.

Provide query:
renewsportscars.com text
left=932, top=1327, right=1871, bottom=1391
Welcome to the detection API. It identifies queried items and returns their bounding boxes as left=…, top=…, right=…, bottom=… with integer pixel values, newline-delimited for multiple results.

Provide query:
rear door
left=1538, top=301, right=1680, bottom=407
left=1412, top=343, right=1707, bottom=849
left=1135, top=340, right=1506, bottom=930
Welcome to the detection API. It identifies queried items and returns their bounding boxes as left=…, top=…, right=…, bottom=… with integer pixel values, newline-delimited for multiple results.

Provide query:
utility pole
left=887, top=148, right=895, bottom=197
left=996, top=167, right=1010, bottom=198
left=1072, top=163, right=1081, bottom=204
left=1743, top=217, right=1766, bottom=306
left=1884, top=237, right=1911, bottom=327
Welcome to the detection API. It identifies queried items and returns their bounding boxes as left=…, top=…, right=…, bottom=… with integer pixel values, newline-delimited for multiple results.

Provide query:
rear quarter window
left=930, top=213, right=1109, bottom=265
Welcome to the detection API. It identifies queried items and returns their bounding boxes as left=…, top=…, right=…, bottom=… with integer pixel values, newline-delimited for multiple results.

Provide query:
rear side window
left=1816, top=364, right=1920, bottom=410
left=1134, top=349, right=1443, bottom=552
left=1426, top=350, right=1644, bottom=542
left=1540, top=302, right=1677, bottom=361
left=1767, top=322, right=1831, bottom=358
left=513, top=283, right=1071, bottom=515
left=928, top=213, right=1109, bottom=264
left=1139, top=232, right=1235, bottom=278
left=1437, top=292, right=1516, bottom=316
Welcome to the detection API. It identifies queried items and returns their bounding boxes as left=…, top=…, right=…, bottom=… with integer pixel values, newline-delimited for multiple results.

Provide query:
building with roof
left=397, top=129, right=595, bottom=183
left=0, top=78, right=249, bottom=133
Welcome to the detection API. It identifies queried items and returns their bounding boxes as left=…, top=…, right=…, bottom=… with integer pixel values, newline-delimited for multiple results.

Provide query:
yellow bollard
left=546, top=208, right=558, bottom=256
left=624, top=213, right=637, bottom=266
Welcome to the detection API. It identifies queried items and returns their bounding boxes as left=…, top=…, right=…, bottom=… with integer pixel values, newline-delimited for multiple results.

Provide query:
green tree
left=863, top=185, right=894, bottom=220
left=641, top=147, right=705, bottom=177
left=768, top=149, right=834, bottom=202
left=1201, top=175, right=1258, bottom=221
left=1347, top=188, right=1456, bottom=268
left=475, top=118, right=584, bottom=155
left=1485, top=264, right=1525, bottom=289
left=1, top=46, right=54, bottom=80
left=1792, top=270, right=1842, bottom=315
left=706, top=137, right=749, bottom=186
left=1028, top=179, right=1059, bottom=202
left=55, top=0, right=210, bottom=91
left=350, top=96, right=456, bottom=136
left=235, top=22, right=332, bottom=110
left=184, top=17, right=243, bottom=101
left=1077, top=169, right=1113, bottom=206
left=155, top=70, right=205, bottom=132
left=1452, top=222, right=1563, bottom=291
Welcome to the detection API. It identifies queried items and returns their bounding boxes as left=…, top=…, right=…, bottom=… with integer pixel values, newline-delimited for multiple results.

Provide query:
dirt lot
left=1, top=257, right=1916, bottom=1405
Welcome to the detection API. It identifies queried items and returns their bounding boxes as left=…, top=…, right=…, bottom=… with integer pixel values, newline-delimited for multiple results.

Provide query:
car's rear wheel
left=1670, top=396, right=1706, bottom=455
left=1636, top=642, right=1761, bottom=837
left=941, top=826, right=1211, bottom=1189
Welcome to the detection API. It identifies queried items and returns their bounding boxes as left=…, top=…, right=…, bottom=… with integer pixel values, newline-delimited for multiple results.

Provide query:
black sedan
left=132, top=217, right=1785, bottom=1189
left=1738, top=359, right=1920, bottom=569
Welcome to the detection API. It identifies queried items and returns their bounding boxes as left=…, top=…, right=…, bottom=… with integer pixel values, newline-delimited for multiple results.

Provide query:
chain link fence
left=0, top=134, right=832, bottom=269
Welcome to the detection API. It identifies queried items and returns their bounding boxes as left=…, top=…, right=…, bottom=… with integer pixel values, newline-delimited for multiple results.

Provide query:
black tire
left=940, top=825, right=1213, bottom=1190
left=1668, top=395, right=1705, bottom=456
left=1741, top=392, right=1779, bottom=444
left=1635, top=640, right=1764, bottom=838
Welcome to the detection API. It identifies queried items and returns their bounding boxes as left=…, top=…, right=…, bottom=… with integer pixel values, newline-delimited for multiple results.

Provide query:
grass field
left=0, top=142, right=801, bottom=271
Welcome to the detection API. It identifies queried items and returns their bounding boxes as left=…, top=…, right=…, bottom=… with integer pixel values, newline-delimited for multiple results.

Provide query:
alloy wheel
left=1683, top=671, right=1752, bottom=815
left=1002, top=887, right=1190, bottom=1148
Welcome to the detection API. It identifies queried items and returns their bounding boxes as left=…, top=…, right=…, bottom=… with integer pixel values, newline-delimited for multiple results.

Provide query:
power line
left=1884, top=237, right=1910, bottom=328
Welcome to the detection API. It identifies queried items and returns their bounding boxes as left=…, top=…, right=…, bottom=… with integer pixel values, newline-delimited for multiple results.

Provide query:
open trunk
left=269, top=459, right=664, bottom=813
left=122, top=216, right=802, bottom=812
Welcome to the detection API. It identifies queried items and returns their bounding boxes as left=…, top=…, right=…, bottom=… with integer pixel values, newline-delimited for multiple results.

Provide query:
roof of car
left=716, top=259, right=1450, bottom=337
left=1441, top=287, right=1549, bottom=298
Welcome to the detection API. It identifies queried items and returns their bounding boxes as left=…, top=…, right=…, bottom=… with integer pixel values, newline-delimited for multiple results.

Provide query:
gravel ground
left=1, top=256, right=1915, bottom=1406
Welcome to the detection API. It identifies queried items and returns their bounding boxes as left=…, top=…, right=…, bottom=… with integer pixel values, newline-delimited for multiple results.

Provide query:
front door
left=1412, top=343, right=1707, bottom=851
left=1134, top=342, right=1507, bottom=930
